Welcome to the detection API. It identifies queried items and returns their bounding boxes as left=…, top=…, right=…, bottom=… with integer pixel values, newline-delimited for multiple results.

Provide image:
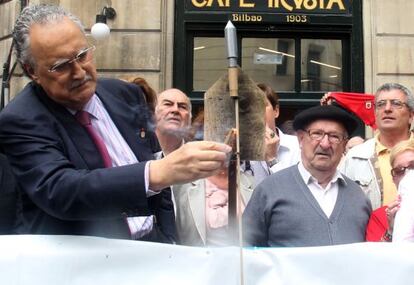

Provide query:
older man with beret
left=243, top=105, right=372, bottom=247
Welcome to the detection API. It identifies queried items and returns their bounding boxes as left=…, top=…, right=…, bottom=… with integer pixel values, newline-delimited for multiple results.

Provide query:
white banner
left=1, top=235, right=413, bottom=285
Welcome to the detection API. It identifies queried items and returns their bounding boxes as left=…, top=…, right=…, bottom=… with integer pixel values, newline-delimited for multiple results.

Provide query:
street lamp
left=91, top=6, right=116, bottom=41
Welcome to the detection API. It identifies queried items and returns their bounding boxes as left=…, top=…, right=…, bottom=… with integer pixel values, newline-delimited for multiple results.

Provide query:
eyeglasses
left=306, top=129, right=347, bottom=144
left=48, top=45, right=96, bottom=73
left=375, top=99, right=408, bottom=110
left=391, top=161, right=414, bottom=178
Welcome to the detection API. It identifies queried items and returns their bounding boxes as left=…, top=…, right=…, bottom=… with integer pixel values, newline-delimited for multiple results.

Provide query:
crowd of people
left=1, top=4, right=414, bottom=246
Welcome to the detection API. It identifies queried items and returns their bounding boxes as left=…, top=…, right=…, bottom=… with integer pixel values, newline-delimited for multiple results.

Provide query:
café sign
left=186, top=0, right=351, bottom=14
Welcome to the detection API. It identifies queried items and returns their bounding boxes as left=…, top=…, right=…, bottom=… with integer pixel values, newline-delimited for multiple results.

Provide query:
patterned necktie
left=75, top=110, right=112, bottom=168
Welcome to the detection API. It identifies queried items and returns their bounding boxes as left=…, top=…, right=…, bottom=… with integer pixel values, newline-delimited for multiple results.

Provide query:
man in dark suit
left=0, top=4, right=231, bottom=242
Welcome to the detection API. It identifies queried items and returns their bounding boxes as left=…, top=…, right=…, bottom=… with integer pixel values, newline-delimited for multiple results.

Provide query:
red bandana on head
left=328, top=92, right=377, bottom=130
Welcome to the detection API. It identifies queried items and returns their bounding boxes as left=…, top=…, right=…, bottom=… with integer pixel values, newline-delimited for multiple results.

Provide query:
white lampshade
left=91, top=22, right=110, bottom=41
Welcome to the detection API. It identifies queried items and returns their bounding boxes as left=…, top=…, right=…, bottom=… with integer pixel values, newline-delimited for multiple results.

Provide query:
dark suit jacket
left=0, top=78, right=176, bottom=242
left=0, top=153, right=18, bottom=234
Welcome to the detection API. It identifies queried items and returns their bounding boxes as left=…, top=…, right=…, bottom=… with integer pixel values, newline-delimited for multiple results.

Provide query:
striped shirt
left=81, top=94, right=154, bottom=239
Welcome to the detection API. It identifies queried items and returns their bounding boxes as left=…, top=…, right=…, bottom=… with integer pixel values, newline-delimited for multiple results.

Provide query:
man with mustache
left=0, top=5, right=231, bottom=242
left=243, top=105, right=371, bottom=247
left=341, top=83, right=414, bottom=212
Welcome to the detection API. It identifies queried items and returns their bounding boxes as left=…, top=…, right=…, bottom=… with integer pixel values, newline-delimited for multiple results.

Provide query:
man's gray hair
left=13, top=4, right=84, bottom=74
left=375, top=83, right=414, bottom=112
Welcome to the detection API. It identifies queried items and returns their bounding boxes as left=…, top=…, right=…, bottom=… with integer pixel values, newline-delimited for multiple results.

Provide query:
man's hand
left=264, top=126, right=279, bottom=162
left=320, top=92, right=334, bottom=106
left=149, top=141, right=232, bottom=190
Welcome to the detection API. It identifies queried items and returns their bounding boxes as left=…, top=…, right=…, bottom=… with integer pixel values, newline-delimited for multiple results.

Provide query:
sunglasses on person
left=391, top=161, right=414, bottom=178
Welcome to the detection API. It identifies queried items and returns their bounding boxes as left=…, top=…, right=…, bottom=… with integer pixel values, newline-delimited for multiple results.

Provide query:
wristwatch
left=267, top=157, right=279, bottom=168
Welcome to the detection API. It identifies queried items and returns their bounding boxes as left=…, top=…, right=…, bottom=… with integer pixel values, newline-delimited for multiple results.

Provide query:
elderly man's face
left=391, top=150, right=414, bottom=187
left=298, top=119, right=347, bottom=175
left=155, top=89, right=191, bottom=134
left=27, top=17, right=97, bottom=110
left=375, top=89, right=413, bottom=134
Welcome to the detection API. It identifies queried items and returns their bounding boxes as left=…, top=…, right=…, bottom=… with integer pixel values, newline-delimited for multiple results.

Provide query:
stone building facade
left=1, top=0, right=413, bottom=135
left=0, top=0, right=174, bottom=101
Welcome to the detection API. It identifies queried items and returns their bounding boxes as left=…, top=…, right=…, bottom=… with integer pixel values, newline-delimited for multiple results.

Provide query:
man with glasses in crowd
left=243, top=105, right=371, bottom=247
left=341, top=83, right=414, bottom=214
left=0, top=4, right=231, bottom=241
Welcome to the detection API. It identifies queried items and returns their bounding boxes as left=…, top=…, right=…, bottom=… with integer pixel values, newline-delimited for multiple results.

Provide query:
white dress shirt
left=298, top=162, right=343, bottom=218
left=269, top=129, right=301, bottom=173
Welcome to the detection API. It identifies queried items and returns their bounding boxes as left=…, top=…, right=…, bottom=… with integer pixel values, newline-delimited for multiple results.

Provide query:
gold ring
left=270, top=132, right=275, bottom=138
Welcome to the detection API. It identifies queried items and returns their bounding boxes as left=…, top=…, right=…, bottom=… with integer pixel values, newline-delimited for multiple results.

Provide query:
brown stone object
left=204, top=67, right=266, bottom=160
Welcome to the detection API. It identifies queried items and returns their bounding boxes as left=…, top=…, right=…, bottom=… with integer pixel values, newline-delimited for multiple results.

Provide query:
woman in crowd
left=127, top=76, right=158, bottom=114
left=365, top=139, right=414, bottom=242
left=389, top=139, right=414, bottom=242
left=173, top=110, right=255, bottom=246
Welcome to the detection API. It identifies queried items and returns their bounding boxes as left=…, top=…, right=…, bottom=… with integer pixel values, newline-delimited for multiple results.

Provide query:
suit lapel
left=96, top=84, right=154, bottom=162
left=34, top=84, right=105, bottom=169
left=187, top=180, right=207, bottom=244
left=34, top=81, right=155, bottom=169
